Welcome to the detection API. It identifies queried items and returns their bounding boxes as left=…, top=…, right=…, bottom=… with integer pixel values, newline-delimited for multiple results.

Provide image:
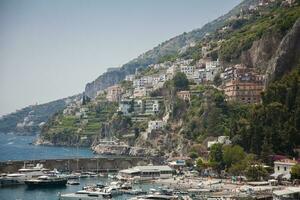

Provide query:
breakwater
left=0, top=156, right=161, bottom=173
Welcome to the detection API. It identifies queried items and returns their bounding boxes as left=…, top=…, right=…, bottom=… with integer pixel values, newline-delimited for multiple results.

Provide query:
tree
left=291, top=164, right=300, bottom=180
left=213, top=73, right=222, bottom=87
left=189, top=151, right=198, bottom=159
left=260, top=136, right=274, bottom=165
left=245, top=165, right=268, bottom=181
left=228, top=154, right=255, bottom=176
left=173, top=72, right=189, bottom=91
left=223, top=145, right=245, bottom=168
left=209, top=143, right=224, bottom=173
left=196, top=157, right=208, bottom=171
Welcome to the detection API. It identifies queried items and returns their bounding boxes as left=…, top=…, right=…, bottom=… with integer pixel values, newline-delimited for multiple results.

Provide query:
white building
left=207, top=136, right=231, bottom=148
left=133, top=76, right=153, bottom=88
left=271, top=159, right=298, bottom=180
left=205, top=60, right=221, bottom=81
left=125, top=74, right=135, bottom=81
left=180, top=65, right=195, bottom=79
left=147, top=120, right=166, bottom=133
left=118, top=99, right=132, bottom=116
left=193, top=68, right=207, bottom=83
left=118, top=165, right=174, bottom=181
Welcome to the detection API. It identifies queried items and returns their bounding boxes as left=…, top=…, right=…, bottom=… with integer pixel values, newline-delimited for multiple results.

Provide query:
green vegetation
left=172, top=72, right=189, bottom=91
left=219, top=5, right=300, bottom=62
left=158, top=53, right=178, bottom=63
left=245, top=165, right=269, bottom=181
left=41, top=99, right=118, bottom=145
left=233, top=66, right=300, bottom=157
left=180, top=86, right=241, bottom=140
left=291, top=164, right=300, bottom=180
left=204, top=144, right=267, bottom=180
left=180, top=66, right=300, bottom=159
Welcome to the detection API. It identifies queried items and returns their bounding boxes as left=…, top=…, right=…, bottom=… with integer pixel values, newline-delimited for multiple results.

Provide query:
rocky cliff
left=266, top=18, right=300, bottom=83
left=241, top=32, right=283, bottom=72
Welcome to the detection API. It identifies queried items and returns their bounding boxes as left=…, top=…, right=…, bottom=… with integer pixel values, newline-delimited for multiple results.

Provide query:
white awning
left=270, top=172, right=282, bottom=178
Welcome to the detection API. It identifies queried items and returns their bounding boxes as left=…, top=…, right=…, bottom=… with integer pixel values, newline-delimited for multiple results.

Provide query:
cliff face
left=266, top=18, right=300, bottom=83
left=85, top=70, right=126, bottom=98
left=241, top=32, right=283, bottom=72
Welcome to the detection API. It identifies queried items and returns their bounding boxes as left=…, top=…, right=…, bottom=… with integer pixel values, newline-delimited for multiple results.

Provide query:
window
left=277, top=166, right=280, bottom=171
left=284, top=167, right=287, bottom=171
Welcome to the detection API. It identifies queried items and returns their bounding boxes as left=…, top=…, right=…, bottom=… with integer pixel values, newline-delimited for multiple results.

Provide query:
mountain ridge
left=85, top=0, right=259, bottom=98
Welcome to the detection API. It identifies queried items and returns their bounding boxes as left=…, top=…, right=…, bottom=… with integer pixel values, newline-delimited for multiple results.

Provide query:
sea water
left=0, top=133, right=163, bottom=199
left=0, top=133, right=94, bottom=161
left=0, top=176, right=161, bottom=200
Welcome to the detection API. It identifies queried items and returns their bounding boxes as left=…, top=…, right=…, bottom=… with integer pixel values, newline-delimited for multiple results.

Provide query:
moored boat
left=0, top=163, right=47, bottom=187
left=25, top=175, right=67, bottom=187
left=67, top=180, right=80, bottom=185
left=129, top=194, right=179, bottom=200
left=59, top=191, right=106, bottom=200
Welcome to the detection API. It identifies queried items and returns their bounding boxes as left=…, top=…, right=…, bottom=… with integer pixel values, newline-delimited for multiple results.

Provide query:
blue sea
left=0, top=133, right=163, bottom=200
left=0, top=133, right=94, bottom=161
left=0, top=176, right=161, bottom=200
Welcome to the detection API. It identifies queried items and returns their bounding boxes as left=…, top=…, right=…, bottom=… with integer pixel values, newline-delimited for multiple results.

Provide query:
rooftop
left=119, top=165, right=173, bottom=174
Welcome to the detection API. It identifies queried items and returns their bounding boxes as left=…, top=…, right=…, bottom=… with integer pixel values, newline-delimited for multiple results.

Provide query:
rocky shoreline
left=91, top=143, right=156, bottom=156
left=34, top=137, right=156, bottom=157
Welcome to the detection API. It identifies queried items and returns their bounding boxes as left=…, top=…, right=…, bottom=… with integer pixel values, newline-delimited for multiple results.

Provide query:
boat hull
left=0, top=178, right=23, bottom=187
left=25, top=179, right=67, bottom=187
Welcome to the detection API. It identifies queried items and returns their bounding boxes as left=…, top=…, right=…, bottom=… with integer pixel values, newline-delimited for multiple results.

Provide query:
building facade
left=106, top=85, right=123, bottom=102
left=147, top=120, right=166, bottom=133
left=222, top=65, right=264, bottom=104
left=177, top=91, right=191, bottom=101
left=272, top=159, right=298, bottom=180
left=180, top=65, right=195, bottom=79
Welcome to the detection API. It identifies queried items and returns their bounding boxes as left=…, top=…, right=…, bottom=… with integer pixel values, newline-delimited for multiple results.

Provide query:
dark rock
left=266, top=18, right=300, bottom=84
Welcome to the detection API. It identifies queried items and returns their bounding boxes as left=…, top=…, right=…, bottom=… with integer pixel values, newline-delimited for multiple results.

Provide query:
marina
left=1, top=161, right=300, bottom=200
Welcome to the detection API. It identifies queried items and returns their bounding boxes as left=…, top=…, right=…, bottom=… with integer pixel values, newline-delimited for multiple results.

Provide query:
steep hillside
left=38, top=0, right=300, bottom=160
left=178, top=1, right=300, bottom=73
left=37, top=94, right=118, bottom=146
left=0, top=95, right=80, bottom=135
left=85, top=0, right=260, bottom=98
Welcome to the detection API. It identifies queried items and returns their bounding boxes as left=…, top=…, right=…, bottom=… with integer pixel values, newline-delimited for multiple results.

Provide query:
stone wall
left=0, top=157, right=156, bottom=173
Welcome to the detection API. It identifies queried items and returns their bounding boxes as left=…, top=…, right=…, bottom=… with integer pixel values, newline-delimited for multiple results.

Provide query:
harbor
left=1, top=161, right=300, bottom=199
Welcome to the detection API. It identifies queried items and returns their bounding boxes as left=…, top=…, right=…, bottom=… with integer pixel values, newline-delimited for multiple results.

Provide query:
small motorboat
left=67, top=180, right=80, bottom=185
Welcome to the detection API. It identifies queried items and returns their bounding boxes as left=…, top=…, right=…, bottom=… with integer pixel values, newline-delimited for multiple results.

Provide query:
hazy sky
left=0, top=0, right=242, bottom=116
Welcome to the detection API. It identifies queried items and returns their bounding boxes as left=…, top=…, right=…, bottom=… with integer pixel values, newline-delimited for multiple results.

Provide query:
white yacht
left=0, top=163, right=48, bottom=186
left=59, top=189, right=112, bottom=200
